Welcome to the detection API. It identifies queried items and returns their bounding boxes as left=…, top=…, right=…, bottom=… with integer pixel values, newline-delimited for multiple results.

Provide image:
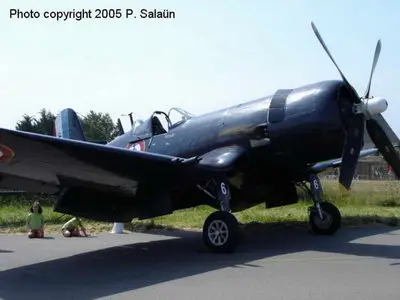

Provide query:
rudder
left=54, top=108, right=86, bottom=141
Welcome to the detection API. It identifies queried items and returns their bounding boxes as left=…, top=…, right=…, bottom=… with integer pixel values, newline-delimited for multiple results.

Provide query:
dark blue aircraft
left=0, top=22, right=399, bottom=253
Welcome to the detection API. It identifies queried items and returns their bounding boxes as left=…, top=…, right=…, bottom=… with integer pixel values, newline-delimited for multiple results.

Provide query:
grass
left=1, top=179, right=399, bottom=235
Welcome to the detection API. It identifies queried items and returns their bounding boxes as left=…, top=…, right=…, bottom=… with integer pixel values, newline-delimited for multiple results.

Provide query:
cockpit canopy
left=131, top=107, right=194, bottom=138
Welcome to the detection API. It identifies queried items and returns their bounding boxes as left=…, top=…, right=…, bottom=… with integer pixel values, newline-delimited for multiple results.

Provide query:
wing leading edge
left=0, top=128, right=201, bottom=194
left=309, top=148, right=379, bottom=173
left=0, top=128, right=248, bottom=195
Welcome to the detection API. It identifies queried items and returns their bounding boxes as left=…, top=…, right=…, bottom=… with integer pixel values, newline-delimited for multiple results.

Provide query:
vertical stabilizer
left=54, top=108, right=86, bottom=141
left=54, top=108, right=125, bottom=234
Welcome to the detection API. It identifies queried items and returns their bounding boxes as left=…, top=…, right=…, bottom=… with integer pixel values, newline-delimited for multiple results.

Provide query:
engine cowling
left=364, top=97, right=388, bottom=116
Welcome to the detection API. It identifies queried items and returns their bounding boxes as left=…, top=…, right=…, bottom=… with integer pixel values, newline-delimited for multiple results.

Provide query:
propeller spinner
left=311, top=22, right=400, bottom=190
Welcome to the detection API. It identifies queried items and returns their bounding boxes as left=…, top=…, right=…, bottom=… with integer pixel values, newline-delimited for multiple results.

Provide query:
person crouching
left=61, top=217, right=88, bottom=237
left=26, top=201, right=45, bottom=238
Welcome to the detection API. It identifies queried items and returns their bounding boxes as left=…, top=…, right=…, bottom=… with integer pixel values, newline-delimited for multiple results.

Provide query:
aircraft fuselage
left=106, top=80, right=350, bottom=213
left=110, top=80, right=347, bottom=182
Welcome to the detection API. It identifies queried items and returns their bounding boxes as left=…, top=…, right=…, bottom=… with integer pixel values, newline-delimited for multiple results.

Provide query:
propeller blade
left=311, top=22, right=352, bottom=89
left=339, top=115, right=365, bottom=190
left=366, top=118, right=400, bottom=179
left=364, top=40, right=382, bottom=99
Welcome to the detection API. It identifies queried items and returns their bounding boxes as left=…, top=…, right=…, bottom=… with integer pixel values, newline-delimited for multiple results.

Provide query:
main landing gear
left=301, top=174, right=342, bottom=235
left=200, top=179, right=240, bottom=253
left=199, top=174, right=341, bottom=253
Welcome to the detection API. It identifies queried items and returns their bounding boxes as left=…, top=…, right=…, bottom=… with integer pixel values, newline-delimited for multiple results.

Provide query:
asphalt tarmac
left=1, top=224, right=400, bottom=300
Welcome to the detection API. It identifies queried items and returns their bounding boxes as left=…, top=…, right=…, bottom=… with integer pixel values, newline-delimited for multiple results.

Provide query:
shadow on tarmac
left=0, top=222, right=399, bottom=299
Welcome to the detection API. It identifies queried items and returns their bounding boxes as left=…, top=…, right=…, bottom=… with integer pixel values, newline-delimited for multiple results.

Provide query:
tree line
left=15, top=108, right=123, bottom=141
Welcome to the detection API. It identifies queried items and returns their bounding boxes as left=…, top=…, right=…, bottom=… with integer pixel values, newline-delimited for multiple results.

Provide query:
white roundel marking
left=127, top=141, right=144, bottom=152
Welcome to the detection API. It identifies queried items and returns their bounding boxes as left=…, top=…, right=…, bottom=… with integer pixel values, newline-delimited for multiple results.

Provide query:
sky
left=1, top=0, right=400, bottom=134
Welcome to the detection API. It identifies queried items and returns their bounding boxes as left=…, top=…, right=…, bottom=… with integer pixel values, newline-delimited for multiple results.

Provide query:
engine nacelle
left=364, top=97, right=388, bottom=116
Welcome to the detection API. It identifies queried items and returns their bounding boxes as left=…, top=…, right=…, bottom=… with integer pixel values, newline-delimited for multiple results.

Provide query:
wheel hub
left=313, top=211, right=332, bottom=230
left=208, top=220, right=229, bottom=246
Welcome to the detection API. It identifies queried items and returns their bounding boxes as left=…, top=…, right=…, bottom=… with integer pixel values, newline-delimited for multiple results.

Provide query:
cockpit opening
left=152, top=114, right=168, bottom=135
left=130, top=107, right=195, bottom=138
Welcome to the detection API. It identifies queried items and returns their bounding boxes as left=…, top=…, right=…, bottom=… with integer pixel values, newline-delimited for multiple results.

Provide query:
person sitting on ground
left=61, top=217, right=88, bottom=237
left=26, top=201, right=45, bottom=239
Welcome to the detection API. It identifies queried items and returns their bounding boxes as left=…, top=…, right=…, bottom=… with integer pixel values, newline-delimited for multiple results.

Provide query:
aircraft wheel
left=203, top=211, right=240, bottom=253
left=309, top=201, right=341, bottom=235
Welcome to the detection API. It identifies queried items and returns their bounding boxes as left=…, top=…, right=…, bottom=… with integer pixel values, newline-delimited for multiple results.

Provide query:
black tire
left=309, top=201, right=341, bottom=235
left=202, top=211, right=240, bottom=253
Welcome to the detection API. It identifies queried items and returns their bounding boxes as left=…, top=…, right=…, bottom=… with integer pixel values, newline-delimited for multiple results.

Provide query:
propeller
left=311, top=22, right=400, bottom=190
left=364, top=39, right=381, bottom=99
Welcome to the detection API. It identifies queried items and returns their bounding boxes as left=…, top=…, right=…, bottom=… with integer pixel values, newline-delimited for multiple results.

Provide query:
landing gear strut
left=303, top=174, right=342, bottom=235
left=200, top=178, right=240, bottom=253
